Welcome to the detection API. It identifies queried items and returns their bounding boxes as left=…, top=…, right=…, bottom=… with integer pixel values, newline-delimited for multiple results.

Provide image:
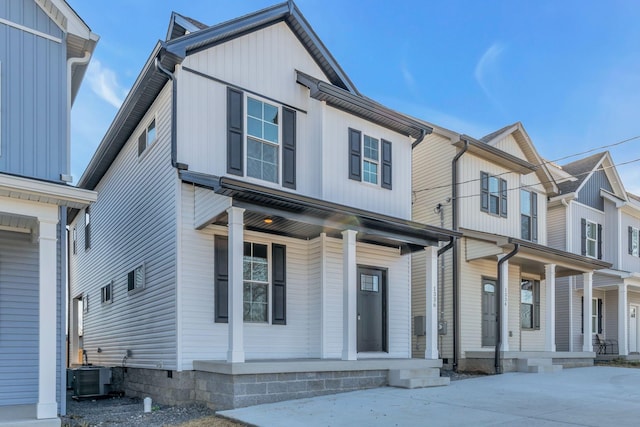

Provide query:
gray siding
left=69, top=86, right=178, bottom=369
left=577, top=169, right=613, bottom=211
left=0, top=230, right=39, bottom=405
left=547, top=205, right=566, bottom=250
left=0, top=1, right=67, bottom=181
left=555, top=276, right=571, bottom=351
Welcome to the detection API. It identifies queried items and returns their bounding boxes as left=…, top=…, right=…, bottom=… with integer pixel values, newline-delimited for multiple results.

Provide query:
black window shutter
left=581, top=218, right=587, bottom=256
left=480, top=172, right=489, bottom=212
left=381, top=139, right=392, bottom=190
left=534, top=281, right=540, bottom=329
left=214, top=235, right=229, bottom=323
left=581, top=296, right=584, bottom=334
left=597, top=298, right=603, bottom=334
left=500, top=178, right=508, bottom=217
left=282, top=107, right=296, bottom=189
left=227, top=87, right=244, bottom=176
left=597, top=224, right=603, bottom=260
left=272, top=244, right=287, bottom=325
left=531, top=192, right=538, bottom=243
left=348, top=128, right=362, bottom=181
left=629, top=226, right=634, bottom=255
left=138, top=132, right=146, bottom=156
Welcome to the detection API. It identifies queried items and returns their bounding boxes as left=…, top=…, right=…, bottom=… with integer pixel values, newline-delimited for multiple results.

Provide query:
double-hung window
left=127, top=264, right=145, bottom=293
left=138, top=119, right=157, bottom=156
left=581, top=219, right=601, bottom=259
left=629, top=226, right=639, bottom=256
left=348, top=128, right=393, bottom=189
left=363, top=135, right=379, bottom=184
left=243, top=242, right=269, bottom=322
left=247, top=97, right=279, bottom=183
left=520, top=190, right=538, bottom=242
left=481, top=172, right=507, bottom=217
left=101, top=282, right=113, bottom=304
left=520, top=279, right=540, bottom=329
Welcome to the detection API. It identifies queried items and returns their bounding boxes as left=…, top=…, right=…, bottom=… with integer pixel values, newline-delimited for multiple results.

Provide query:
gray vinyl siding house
left=0, top=1, right=97, bottom=425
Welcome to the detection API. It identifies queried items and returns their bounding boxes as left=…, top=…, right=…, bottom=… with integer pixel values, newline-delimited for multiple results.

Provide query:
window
left=243, top=242, right=269, bottom=322
left=629, top=226, right=639, bottom=257
left=84, top=207, right=91, bottom=250
left=582, top=219, right=600, bottom=258
left=520, top=279, right=540, bottom=329
left=581, top=297, right=603, bottom=334
left=72, top=226, right=77, bottom=255
left=101, top=282, right=113, bottom=304
left=480, top=172, right=507, bottom=217
left=247, top=97, right=279, bottom=183
left=520, top=190, right=538, bottom=241
left=82, top=294, right=89, bottom=314
left=363, top=136, right=379, bottom=184
left=127, top=264, right=145, bottom=293
left=138, top=119, right=157, bottom=156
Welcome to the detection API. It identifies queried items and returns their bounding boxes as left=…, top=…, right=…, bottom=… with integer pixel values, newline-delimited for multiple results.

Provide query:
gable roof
left=558, top=151, right=626, bottom=199
left=479, top=122, right=558, bottom=195
left=165, top=12, right=208, bottom=41
left=77, top=1, right=422, bottom=191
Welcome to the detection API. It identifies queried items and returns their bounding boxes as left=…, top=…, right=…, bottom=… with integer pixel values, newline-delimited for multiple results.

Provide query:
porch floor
left=0, top=405, right=59, bottom=427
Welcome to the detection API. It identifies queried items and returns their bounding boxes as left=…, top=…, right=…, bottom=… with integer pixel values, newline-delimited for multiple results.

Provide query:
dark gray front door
left=482, top=279, right=497, bottom=347
left=357, top=267, right=386, bottom=352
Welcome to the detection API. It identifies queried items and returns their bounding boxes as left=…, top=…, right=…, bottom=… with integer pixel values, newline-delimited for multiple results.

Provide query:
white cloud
left=86, top=59, right=127, bottom=109
left=474, top=42, right=507, bottom=110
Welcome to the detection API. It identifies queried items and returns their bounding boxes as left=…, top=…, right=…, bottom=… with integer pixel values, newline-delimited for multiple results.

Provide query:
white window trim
left=592, top=297, right=601, bottom=335
left=243, top=240, right=272, bottom=324
left=631, top=227, right=639, bottom=257
left=127, top=263, right=146, bottom=295
left=245, top=95, right=281, bottom=185
left=362, top=135, right=380, bottom=185
left=585, top=220, right=598, bottom=258
left=101, top=281, right=113, bottom=305
left=138, top=116, right=158, bottom=159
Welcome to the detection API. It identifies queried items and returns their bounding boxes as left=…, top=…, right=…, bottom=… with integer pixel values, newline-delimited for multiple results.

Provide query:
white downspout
left=65, top=51, right=92, bottom=182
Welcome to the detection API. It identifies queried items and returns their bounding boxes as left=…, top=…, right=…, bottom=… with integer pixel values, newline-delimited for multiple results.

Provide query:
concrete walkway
left=219, top=366, right=640, bottom=426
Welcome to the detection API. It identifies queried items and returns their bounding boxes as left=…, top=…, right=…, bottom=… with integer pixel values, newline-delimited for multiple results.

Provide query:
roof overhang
left=0, top=172, right=97, bottom=210
left=454, top=136, right=537, bottom=174
left=462, top=228, right=611, bottom=277
left=181, top=171, right=459, bottom=254
left=296, top=71, right=430, bottom=140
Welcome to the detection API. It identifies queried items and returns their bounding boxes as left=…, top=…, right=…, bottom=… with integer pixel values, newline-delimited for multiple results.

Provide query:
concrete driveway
left=219, top=366, right=640, bottom=426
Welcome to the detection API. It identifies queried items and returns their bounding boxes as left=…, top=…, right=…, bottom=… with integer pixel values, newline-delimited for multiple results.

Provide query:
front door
left=482, top=279, right=498, bottom=346
left=357, top=267, right=386, bottom=352
left=630, top=305, right=638, bottom=353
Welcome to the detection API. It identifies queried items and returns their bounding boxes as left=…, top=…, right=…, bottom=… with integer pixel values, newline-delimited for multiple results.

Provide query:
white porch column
left=582, top=272, right=593, bottom=352
left=498, top=255, right=510, bottom=352
left=37, top=218, right=58, bottom=419
left=227, top=207, right=245, bottom=363
left=424, top=246, right=439, bottom=359
left=618, top=283, right=628, bottom=356
left=545, top=264, right=556, bottom=352
left=342, top=229, right=357, bottom=360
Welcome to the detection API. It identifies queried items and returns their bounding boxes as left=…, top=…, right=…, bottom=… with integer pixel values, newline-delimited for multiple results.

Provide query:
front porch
left=462, top=351, right=595, bottom=374
left=0, top=405, right=60, bottom=427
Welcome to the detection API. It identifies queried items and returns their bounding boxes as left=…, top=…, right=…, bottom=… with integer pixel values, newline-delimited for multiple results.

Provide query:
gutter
left=411, top=129, right=427, bottom=149
left=451, top=139, right=468, bottom=371
left=65, top=51, right=92, bottom=182
left=495, top=243, right=520, bottom=374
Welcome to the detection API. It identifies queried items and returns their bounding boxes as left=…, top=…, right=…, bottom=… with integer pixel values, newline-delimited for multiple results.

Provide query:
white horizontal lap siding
left=555, top=276, right=571, bottom=351
left=411, top=134, right=456, bottom=228
left=0, top=230, right=38, bottom=405
left=547, top=206, right=566, bottom=250
left=411, top=251, right=426, bottom=358
left=308, top=237, right=322, bottom=357
left=506, top=264, right=522, bottom=351
left=356, top=243, right=410, bottom=357
left=322, top=107, right=412, bottom=219
left=69, top=85, right=178, bottom=369
left=457, top=156, right=518, bottom=236
left=322, top=238, right=344, bottom=358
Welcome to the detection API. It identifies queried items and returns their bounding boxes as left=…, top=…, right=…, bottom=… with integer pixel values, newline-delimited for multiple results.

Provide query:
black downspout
left=495, top=244, right=520, bottom=374
left=437, top=236, right=454, bottom=257
left=155, top=56, right=186, bottom=170
left=451, top=140, right=468, bottom=371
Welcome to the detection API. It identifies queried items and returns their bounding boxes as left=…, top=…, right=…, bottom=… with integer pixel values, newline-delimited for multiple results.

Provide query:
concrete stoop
left=517, top=358, right=563, bottom=373
left=388, top=368, right=450, bottom=389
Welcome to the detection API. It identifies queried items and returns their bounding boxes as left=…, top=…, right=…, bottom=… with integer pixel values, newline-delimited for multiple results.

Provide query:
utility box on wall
left=414, top=316, right=426, bottom=336
left=438, top=320, right=447, bottom=335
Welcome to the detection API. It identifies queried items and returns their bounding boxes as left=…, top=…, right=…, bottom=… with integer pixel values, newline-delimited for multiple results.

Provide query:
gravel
left=61, top=392, right=220, bottom=427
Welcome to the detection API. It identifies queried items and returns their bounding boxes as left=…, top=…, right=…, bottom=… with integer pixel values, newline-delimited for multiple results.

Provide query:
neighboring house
left=547, top=152, right=640, bottom=356
left=412, top=122, right=610, bottom=373
left=68, top=2, right=457, bottom=409
left=0, top=0, right=97, bottom=425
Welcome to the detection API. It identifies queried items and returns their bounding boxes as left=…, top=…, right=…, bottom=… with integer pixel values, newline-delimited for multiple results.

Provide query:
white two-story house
left=68, top=2, right=457, bottom=410
left=0, top=0, right=97, bottom=425
left=412, top=122, right=610, bottom=374
left=548, top=151, right=640, bottom=357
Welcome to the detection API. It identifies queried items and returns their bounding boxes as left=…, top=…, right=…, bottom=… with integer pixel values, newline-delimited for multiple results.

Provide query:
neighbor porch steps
left=517, top=358, right=563, bottom=373
left=388, top=368, right=449, bottom=389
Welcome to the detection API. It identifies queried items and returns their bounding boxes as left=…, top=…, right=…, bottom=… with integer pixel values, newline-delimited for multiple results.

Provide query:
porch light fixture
left=264, top=218, right=273, bottom=224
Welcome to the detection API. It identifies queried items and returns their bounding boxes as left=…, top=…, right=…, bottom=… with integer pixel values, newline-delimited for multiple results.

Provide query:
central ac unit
left=73, top=367, right=112, bottom=398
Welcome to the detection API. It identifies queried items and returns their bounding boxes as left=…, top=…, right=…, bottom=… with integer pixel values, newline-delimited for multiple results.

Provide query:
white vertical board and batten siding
left=69, top=85, right=178, bottom=369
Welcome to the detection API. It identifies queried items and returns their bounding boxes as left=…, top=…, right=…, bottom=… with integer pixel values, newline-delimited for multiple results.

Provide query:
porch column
left=37, top=218, right=58, bottom=419
left=227, top=207, right=245, bottom=363
left=342, top=229, right=357, bottom=360
left=498, top=255, right=510, bottom=352
left=582, top=272, right=593, bottom=352
left=545, top=264, right=556, bottom=352
left=618, top=283, right=628, bottom=356
left=424, top=246, right=439, bottom=359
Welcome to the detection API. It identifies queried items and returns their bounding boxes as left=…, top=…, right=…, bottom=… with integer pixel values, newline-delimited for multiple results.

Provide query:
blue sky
left=68, top=0, right=640, bottom=193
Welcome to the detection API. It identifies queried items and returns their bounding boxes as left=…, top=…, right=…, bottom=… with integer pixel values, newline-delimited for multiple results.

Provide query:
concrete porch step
left=517, top=358, right=563, bottom=373
left=388, top=368, right=450, bottom=389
